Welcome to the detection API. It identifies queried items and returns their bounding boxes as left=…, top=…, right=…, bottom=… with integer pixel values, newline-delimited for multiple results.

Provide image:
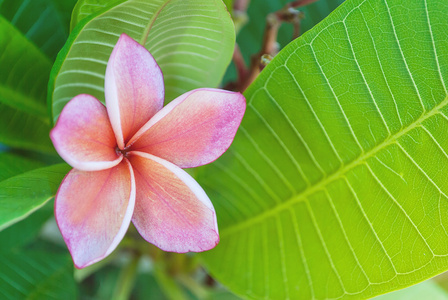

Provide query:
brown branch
left=233, top=0, right=250, bottom=12
left=233, top=44, right=248, bottom=82
left=228, top=0, right=317, bottom=92
left=287, top=0, right=321, bottom=8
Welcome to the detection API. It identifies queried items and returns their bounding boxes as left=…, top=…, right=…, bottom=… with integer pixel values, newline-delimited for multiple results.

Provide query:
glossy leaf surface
left=198, top=0, right=448, bottom=298
left=0, top=15, right=50, bottom=117
left=0, top=251, right=77, bottom=299
left=50, top=0, right=235, bottom=123
left=0, top=0, right=77, bottom=61
left=0, top=16, right=54, bottom=152
left=0, top=164, right=70, bottom=231
left=0, top=152, right=44, bottom=182
left=0, top=202, right=53, bottom=252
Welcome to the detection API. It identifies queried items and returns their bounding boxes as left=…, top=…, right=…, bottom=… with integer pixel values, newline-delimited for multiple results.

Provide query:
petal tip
left=105, top=32, right=164, bottom=147
left=55, top=163, right=135, bottom=269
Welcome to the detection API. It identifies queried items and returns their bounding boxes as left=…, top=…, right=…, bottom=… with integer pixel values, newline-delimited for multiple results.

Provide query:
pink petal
left=50, top=94, right=122, bottom=171
left=128, top=88, right=246, bottom=168
left=129, top=151, right=219, bottom=253
left=55, top=160, right=136, bottom=268
left=105, top=33, right=164, bottom=149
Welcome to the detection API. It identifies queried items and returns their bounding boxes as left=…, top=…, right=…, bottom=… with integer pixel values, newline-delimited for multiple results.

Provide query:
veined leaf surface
left=49, top=0, right=235, bottom=123
left=0, top=251, right=77, bottom=299
left=69, top=0, right=124, bottom=31
left=0, top=163, right=70, bottom=231
left=198, top=0, right=448, bottom=298
left=0, top=201, right=53, bottom=252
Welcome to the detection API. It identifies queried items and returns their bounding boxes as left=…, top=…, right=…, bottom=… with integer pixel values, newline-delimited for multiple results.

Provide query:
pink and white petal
left=129, top=151, right=219, bottom=253
left=55, top=160, right=136, bottom=268
left=50, top=94, right=122, bottom=171
left=105, top=33, right=164, bottom=148
left=128, top=88, right=246, bottom=168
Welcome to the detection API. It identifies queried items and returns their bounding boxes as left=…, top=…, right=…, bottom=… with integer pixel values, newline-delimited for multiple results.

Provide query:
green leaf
left=0, top=201, right=53, bottom=252
left=223, top=0, right=233, bottom=14
left=49, top=0, right=235, bottom=124
left=70, top=0, right=124, bottom=31
left=205, top=290, right=241, bottom=300
left=198, top=0, right=448, bottom=298
left=133, top=273, right=166, bottom=300
left=0, top=0, right=78, bottom=61
left=78, top=265, right=121, bottom=299
left=0, top=102, right=54, bottom=153
left=0, top=152, right=44, bottom=181
left=0, top=251, right=78, bottom=300
left=0, top=163, right=70, bottom=231
left=0, top=15, right=50, bottom=117
left=0, top=16, right=54, bottom=152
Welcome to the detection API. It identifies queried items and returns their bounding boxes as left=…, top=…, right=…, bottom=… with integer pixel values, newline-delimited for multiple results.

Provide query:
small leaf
left=0, top=250, right=78, bottom=300
left=49, top=0, right=235, bottom=124
left=199, top=0, right=448, bottom=298
left=0, top=163, right=70, bottom=231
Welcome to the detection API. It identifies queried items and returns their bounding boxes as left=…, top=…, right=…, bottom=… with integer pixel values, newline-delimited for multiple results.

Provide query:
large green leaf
left=0, top=0, right=77, bottom=61
left=0, top=102, right=54, bottom=153
left=0, top=16, right=54, bottom=152
left=49, top=0, right=235, bottom=124
left=69, top=0, right=124, bottom=31
left=0, top=201, right=53, bottom=252
left=0, top=16, right=50, bottom=117
left=0, top=152, right=44, bottom=182
left=198, top=0, right=448, bottom=298
left=0, top=163, right=70, bottom=231
left=0, top=251, right=77, bottom=300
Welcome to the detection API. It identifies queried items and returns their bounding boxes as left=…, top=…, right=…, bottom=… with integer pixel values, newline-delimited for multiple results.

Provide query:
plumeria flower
left=50, top=33, right=246, bottom=268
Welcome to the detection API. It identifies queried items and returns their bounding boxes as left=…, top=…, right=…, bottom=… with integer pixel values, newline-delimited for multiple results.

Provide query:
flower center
left=116, top=146, right=130, bottom=157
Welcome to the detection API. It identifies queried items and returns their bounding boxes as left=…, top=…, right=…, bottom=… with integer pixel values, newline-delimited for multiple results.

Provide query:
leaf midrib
left=139, top=0, right=173, bottom=46
left=221, top=94, right=448, bottom=237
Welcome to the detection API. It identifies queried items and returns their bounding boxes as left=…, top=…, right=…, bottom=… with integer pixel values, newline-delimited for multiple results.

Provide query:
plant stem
left=74, top=252, right=115, bottom=282
left=112, top=254, right=140, bottom=300
left=153, top=263, right=187, bottom=300
left=177, top=274, right=210, bottom=299
left=229, top=0, right=309, bottom=92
